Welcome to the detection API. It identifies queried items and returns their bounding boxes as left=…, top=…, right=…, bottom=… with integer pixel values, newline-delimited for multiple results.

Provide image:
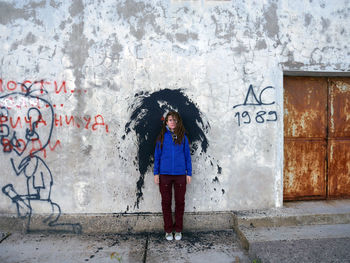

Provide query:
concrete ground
left=2, top=200, right=350, bottom=263
left=0, top=230, right=250, bottom=263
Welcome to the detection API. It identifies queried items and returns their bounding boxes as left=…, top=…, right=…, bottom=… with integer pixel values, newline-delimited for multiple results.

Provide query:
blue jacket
left=154, top=129, right=192, bottom=176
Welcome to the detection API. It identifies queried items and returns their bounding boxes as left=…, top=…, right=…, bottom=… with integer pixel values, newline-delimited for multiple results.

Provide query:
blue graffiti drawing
left=233, top=85, right=275, bottom=109
left=233, top=85, right=278, bottom=126
left=0, top=82, right=81, bottom=233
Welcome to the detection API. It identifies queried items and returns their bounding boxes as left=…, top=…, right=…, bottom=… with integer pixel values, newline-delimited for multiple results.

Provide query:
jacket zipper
left=172, top=132, right=175, bottom=174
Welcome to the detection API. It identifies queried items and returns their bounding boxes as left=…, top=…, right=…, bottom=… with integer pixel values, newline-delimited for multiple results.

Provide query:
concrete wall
left=0, top=0, right=349, bottom=230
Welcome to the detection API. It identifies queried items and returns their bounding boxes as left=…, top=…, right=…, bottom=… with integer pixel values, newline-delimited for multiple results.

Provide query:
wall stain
left=82, top=145, right=93, bottom=156
left=64, top=21, right=94, bottom=90
left=263, top=3, right=279, bottom=39
left=175, top=31, right=198, bottom=43
left=10, top=32, right=37, bottom=51
left=211, top=8, right=236, bottom=41
left=69, top=0, right=84, bottom=17
left=116, top=0, right=163, bottom=41
left=304, top=13, right=312, bottom=27
left=321, top=17, right=331, bottom=33
left=256, top=39, right=267, bottom=50
left=0, top=2, right=32, bottom=25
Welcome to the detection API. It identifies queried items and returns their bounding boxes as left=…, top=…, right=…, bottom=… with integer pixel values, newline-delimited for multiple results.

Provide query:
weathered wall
left=0, top=0, right=349, bottom=230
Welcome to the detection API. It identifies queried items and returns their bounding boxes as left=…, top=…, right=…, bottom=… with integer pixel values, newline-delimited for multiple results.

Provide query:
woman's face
left=166, top=115, right=177, bottom=130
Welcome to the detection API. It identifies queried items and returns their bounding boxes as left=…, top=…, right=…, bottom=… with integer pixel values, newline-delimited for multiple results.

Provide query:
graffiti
left=233, top=85, right=275, bottom=109
left=0, top=80, right=109, bottom=134
left=0, top=112, right=109, bottom=133
left=0, top=137, right=60, bottom=158
left=233, top=85, right=278, bottom=126
left=54, top=114, right=109, bottom=132
left=0, top=83, right=81, bottom=233
left=123, top=89, right=214, bottom=209
left=0, top=79, right=86, bottom=95
left=234, top=111, right=278, bottom=126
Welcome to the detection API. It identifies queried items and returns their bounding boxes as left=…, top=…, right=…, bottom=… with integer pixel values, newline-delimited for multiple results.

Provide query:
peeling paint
left=304, top=13, right=312, bottom=26
left=64, top=22, right=93, bottom=89
left=233, top=42, right=249, bottom=54
left=256, top=39, right=267, bottom=50
left=211, top=8, right=236, bottom=41
left=111, top=38, right=123, bottom=61
left=116, top=0, right=163, bottom=40
left=310, top=48, right=323, bottom=64
left=0, top=2, right=32, bottom=25
left=321, top=17, right=331, bottom=32
left=10, top=32, right=37, bottom=50
left=263, top=3, right=279, bottom=39
left=175, top=31, right=198, bottom=43
left=27, top=0, right=46, bottom=9
left=49, top=0, right=62, bottom=9
left=69, top=0, right=84, bottom=17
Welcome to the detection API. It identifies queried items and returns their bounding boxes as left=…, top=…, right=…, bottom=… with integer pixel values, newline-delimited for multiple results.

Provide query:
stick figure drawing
left=0, top=83, right=81, bottom=233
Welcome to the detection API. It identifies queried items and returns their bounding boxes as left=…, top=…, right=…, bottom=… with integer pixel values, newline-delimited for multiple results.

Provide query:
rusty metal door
left=328, top=78, right=350, bottom=198
left=284, top=76, right=350, bottom=200
left=284, top=77, right=328, bottom=200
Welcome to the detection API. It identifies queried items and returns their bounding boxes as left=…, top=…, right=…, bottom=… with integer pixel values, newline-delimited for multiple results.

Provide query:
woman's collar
left=166, top=125, right=174, bottom=133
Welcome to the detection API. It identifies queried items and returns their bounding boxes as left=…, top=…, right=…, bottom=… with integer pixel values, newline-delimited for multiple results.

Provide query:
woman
left=154, top=111, right=192, bottom=241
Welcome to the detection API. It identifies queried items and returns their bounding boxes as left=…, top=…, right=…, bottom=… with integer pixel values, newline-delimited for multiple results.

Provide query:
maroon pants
left=159, top=174, right=187, bottom=233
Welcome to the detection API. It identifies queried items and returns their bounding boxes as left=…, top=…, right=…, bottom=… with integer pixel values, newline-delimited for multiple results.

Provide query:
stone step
left=234, top=200, right=350, bottom=228
left=248, top=235, right=350, bottom=263
left=235, top=212, right=350, bottom=229
left=240, top=223, right=350, bottom=245
left=239, top=224, right=350, bottom=263
left=233, top=200, right=350, bottom=261
left=0, top=211, right=234, bottom=234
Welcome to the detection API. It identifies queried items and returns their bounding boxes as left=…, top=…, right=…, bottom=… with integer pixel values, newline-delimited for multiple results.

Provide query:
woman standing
left=154, top=111, right=192, bottom=241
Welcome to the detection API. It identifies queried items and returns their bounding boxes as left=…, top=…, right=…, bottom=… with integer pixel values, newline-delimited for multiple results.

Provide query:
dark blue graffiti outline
left=233, top=85, right=278, bottom=126
left=233, top=85, right=275, bottom=109
left=0, top=82, right=81, bottom=233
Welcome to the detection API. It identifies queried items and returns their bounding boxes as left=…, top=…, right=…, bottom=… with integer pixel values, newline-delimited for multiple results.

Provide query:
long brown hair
left=157, top=111, right=188, bottom=149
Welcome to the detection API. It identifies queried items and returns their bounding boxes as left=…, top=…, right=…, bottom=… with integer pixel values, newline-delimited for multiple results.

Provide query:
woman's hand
left=154, top=174, right=160, bottom=184
left=186, top=175, right=191, bottom=184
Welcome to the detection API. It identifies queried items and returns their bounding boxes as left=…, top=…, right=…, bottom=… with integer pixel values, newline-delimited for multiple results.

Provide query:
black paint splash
left=212, top=176, right=219, bottom=183
left=124, top=89, right=210, bottom=208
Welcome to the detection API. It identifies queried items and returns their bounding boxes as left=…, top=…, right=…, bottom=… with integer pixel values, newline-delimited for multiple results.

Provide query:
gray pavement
left=0, top=230, right=250, bottom=263
left=239, top=223, right=350, bottom=263
left=2, top=229, right=350, bottom=263
left=249, top=237, right=350, bottom=263
left=2, top=200, right=350, bottom=263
